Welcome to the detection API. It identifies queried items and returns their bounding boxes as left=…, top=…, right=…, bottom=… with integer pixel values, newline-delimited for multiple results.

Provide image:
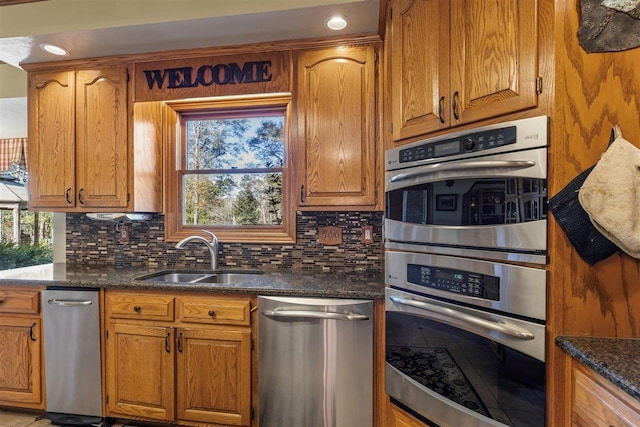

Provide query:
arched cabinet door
left=27, top=70, right=76, bottom=209
left=294, top=45, right=378, bottom=210
left=75, top=67, right=129, bottom=209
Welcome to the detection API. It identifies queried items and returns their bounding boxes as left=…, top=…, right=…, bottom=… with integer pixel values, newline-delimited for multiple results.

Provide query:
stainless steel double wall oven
left=385, top=116, right=549, bottom=427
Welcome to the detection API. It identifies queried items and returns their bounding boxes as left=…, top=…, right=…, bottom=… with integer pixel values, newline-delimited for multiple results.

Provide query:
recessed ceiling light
left=326, top=16, right=349, bottom=31
left=39, top=43, right=69, bottom=56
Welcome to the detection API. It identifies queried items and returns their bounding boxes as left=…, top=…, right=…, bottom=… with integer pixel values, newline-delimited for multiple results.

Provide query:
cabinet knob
left=208, top=310, right=216, bottom=317
left=0, top=299, right=4, bottom=305
left=133, top=305, right=141, bottom=312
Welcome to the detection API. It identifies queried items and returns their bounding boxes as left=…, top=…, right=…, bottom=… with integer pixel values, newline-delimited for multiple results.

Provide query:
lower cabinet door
left=0, top=317, right=42, bottom=407
left=389, top=404, right=428, bottom=427
left=176, top=327, right=252, bottom=426
left=106, top=323, right=175, bottom=421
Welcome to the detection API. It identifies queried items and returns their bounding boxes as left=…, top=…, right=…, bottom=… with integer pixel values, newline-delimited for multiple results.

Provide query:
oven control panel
left=407, top=264, right=500, bottom=301
left=398, top=125, right=517, bottom=163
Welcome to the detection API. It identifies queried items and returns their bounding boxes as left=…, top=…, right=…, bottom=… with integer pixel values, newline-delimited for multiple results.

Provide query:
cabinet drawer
left=0, top=289, right=40, bottom=315
left=107, top=293, right=174, bottom=321
left=177, top=297, right=251, bottom=326
left=573, top=363, right=640, bottom=427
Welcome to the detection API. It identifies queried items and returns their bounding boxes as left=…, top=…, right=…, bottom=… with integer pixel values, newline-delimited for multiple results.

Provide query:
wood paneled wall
left=547, top=1, right=640, bottom=425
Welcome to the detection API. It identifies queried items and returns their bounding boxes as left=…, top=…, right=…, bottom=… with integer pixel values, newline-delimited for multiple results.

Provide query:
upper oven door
left=385, top=146, right=547, bottom=256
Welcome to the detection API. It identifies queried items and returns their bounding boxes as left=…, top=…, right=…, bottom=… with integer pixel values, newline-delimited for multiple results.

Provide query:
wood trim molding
left=21, top=33, right=382, bottom=73
left=163, top=94, right=296, bottom=244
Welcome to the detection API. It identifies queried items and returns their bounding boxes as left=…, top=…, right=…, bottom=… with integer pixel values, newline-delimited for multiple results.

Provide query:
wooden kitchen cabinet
left=106, top=322, right=175, bottom=421
left=294, top=44, right=378, bottom=209
left=387, top=403, right=428, bottom=427
left=571, top=362, right=640, bottom=427
left=28, top=67, right=129, bottom=210
left=389, top=0, right=538, bottom=142
left=175, top=327, right=251, bottom=425
left=105, top=290, right=253, bottom=426
left=0, top=287, right=43, bottom=409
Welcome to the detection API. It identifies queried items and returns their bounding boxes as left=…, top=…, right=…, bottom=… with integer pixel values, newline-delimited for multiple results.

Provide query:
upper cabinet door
left=389, top=0, right=539, bottom=143
left=450, top=0, right=538, bottom=125
left=75, top=68, right=129, bottom=209
left=391, top=0, right=450, bottom=141
left=27, top=71, right=76, bottom=208
left=295, top=45, right=377, bottom=209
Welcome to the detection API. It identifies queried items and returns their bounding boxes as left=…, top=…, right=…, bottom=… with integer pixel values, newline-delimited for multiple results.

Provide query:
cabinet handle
left=0, top=299, right=4, bottom=305
left=300, top=185, right=305, bottom=203
left=78, top=188, right=85, bottom=204
left=177, top=332, right=183, bottom=353
left=452, top=91, right=460, bottom=120
left=438, top=96, right=445, bottom=124
left=133, top=305, right=141, bottom=313
left=29, top=322, right=37, bottom=341
left=208, top=310, right=216, bottom=317
left=65, top=188, right=72, bottom=204
left=165, top=332, right=171, bottom=353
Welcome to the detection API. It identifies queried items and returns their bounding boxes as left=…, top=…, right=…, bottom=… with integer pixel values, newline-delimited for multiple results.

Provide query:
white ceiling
left=0, top=0, right=380, bottom=68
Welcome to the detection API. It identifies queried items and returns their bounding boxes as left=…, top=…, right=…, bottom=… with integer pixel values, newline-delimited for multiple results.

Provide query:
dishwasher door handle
left=47, top=299, right=94, bottom=307
left=262, top=309, right=369, bottom=321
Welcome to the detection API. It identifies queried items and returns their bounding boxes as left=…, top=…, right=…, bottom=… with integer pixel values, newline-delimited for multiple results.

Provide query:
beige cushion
left=578, top=125, right=640, bottom=259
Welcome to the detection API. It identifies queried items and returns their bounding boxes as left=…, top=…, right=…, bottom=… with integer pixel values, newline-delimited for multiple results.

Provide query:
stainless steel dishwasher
left=258, top=296, right=373, bottom=427
left=42, top=288, right=105, bottom=426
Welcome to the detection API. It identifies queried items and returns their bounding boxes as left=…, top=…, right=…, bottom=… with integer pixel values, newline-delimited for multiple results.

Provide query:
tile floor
left=0, top=409, right=134, bottom=427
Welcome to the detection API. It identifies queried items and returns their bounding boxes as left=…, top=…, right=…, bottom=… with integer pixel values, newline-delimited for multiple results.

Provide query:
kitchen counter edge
left=0, top=263, right=385, bottom=299
left=556, top=335, right=640, bottom=403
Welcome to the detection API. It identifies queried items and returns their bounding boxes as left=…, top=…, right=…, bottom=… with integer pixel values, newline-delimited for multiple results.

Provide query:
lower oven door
left=386, top=288, right=545, bottom=427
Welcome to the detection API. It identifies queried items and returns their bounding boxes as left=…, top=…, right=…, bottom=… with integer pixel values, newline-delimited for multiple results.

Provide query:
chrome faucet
left=175, top=230, right=219, bottom=270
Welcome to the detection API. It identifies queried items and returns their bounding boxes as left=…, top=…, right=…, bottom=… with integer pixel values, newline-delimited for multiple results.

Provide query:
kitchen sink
left=195, top=273, right=262, bottom=284
left=137, top=270, right=263, bottom=284
left=142, top=272, right=211, bottom=283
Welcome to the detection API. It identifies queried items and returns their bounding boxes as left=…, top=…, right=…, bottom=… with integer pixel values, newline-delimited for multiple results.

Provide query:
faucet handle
left=201, top=229, right=218, bottom=243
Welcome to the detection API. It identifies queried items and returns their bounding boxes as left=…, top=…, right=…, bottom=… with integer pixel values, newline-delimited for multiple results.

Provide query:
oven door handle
left=389, top=160, right=537, bottom=183
left=389, top=296, right=535, bottom=340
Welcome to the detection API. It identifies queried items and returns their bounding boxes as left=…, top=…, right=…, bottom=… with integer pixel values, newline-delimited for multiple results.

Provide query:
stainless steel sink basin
left=137, top=270, right=262, bottom=284
left=142, top=272, right=211, bottom=283
left=195, top=273, right=262, bottom=284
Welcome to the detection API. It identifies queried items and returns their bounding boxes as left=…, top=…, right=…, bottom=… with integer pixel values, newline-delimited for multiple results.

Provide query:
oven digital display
left=434, top=140, right=461, bottom=157
left=406, top=264, right=500, bottom=301
left=435, top=270, right=464, bottom=282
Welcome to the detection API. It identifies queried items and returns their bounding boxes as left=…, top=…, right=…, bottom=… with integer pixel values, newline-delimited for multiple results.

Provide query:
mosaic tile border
left=66, top=212, right=383, bottom=273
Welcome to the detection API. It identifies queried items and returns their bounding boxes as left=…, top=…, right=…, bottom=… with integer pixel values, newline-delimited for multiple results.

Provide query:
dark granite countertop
left=556, top=335, right=640, bottom=402
left=0, top=263, right=385, bottom=299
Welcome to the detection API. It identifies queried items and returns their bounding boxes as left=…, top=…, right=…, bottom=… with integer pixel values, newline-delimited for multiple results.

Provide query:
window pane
left=186, top=116, right=284, bottom=169
left=183, top=173, right=283, bottom=226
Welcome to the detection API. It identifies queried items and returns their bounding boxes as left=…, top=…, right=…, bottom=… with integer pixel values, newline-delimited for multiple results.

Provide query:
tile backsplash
left=66, top=212, right=383, bottom=273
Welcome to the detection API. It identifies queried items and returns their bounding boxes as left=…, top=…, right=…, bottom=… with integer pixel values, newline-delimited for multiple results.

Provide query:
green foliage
left=234, top=185, right=260, bottom=224
left=0, top=242, right=52, bottom=270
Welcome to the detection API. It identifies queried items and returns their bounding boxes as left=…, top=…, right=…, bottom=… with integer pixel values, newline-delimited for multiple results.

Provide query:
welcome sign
left=134, top=51, right=290, bottom=102
left=143, top=61, right=273, bottom=90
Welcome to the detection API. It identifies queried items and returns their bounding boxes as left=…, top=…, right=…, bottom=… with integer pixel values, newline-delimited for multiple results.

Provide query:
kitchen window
left=164, top=94, right=295, bottom=243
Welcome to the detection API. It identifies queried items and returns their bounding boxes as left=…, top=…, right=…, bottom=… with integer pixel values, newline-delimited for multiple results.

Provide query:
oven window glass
left=386, top=312, right=545, bottom=426
left=386, top=178, right=547, bottom=226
